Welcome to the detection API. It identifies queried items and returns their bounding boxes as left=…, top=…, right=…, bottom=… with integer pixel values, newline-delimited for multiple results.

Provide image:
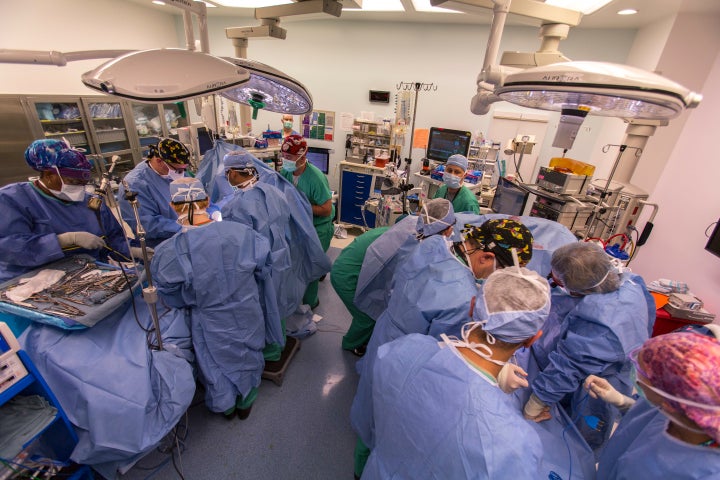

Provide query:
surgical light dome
left=496, top=61, right=702, bottom=119
left=82, top=49, right=250, bottom=102
left=220, top=57, right=313, bottom=115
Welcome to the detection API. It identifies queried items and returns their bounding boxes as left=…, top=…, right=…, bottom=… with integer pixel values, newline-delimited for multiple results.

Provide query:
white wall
left=630, top=46, right=720, bottom=315
left=0, top=0, right=181, bottom=94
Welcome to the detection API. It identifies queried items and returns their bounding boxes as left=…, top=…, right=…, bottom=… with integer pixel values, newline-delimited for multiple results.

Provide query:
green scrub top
left=281, top=162, right=335, bottom=227
left=434, top=184, right=480, bottom=214
left=331, top=227, right=390, bottom=283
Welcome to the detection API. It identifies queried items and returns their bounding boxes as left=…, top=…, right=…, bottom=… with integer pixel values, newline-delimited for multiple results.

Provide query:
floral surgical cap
left=638, top=332, right=720, bottom=443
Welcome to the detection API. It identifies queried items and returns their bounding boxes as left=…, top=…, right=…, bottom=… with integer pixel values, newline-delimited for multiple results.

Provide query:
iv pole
left=395, top=81, right=438, bottom=214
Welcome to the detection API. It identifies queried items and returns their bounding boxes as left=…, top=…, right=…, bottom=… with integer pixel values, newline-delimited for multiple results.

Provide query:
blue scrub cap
left=446, top=154, right=468, bottom=171
left=416, top=198, right=456, bottom=237
left=170, top=177, right=208, bottom=203
left=25, top=139, right=92, bottom=181
left=223, top=150, right=255, bottom=173
left=473, top=267, right=550, bottom=343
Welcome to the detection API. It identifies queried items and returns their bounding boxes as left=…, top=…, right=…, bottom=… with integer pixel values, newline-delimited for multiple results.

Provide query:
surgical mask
left=39, top=178, right=86, bottom=203
left=231, top=176, right=257, bottom=193
left=282, top=159, right=297, bottom=173
left=443, top=173, right=462, bottom=189
left=444, top=237, right=454, bottom=251
left=283, top=121, right=293, bottom=130
left=163, top=169, right=185, bottom=181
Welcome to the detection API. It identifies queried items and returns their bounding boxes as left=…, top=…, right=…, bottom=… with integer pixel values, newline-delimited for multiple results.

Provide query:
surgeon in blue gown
left=219, top=150, right=293, bottom=361
left=152, top=178, right=276, bottom=419
left=587, top=330, right=720, bottom=479
left=522, top=241, right=655, bottom=454
left=200, top=141, right=331, bottom=305
left=363, top=267, right=552, bottom=479
left=117, top=138, right=194, bottom=248
left=0, top=139, right=131, bottom=282
left=351, top=202, right=535, bottom=478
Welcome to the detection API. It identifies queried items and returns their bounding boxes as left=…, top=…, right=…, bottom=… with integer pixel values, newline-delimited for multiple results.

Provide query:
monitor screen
left=491, top=177, right=529, bottom=216
left=197, top=127, right=216, bottom=155
left=426, top=127, right=472, bottom=163
left=705, top=219, right=720, bottom=258
left=306, top=147, right=330, bottom=175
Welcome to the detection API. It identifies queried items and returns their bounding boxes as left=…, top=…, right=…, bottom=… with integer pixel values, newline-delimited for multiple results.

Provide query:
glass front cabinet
left=24, top=96, right=189, bottom=182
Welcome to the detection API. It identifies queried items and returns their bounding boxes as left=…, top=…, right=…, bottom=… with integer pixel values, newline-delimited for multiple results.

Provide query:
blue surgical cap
left=446, top=154, right=468, bottom=172
left=25, top=139, right=92, bottom=181
left=223, top=150, right=255, bottom=173
left=170, top=177, right=208, bottom=203
left=416, top=198, right=455, bottom=237
left=473, top=267, right=550, bottom=342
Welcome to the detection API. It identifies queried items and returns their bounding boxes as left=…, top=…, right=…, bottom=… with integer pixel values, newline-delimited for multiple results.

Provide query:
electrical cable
left=511, top=152, right=525, bottom=183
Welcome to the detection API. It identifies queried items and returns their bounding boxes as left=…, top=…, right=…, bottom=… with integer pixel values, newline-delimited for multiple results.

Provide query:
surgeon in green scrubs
left=433, top=154, right=480, bottom=214
left=331, top=226, right=390, bottom=356
left=280, top=134, right=335, bottom=309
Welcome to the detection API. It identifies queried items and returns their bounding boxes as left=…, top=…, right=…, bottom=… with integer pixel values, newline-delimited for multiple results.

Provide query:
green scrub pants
left=332, top=275, right=375, bottom=350
left=263, top=318, right=287, bottom=362
left=354, top=437, right=371, bottom=478
left=223, top=387, right=259, bottom=416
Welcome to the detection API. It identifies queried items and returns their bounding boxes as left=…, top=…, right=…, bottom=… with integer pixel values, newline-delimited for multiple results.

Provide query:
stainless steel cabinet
left=0, top=94, right=190, bottom=187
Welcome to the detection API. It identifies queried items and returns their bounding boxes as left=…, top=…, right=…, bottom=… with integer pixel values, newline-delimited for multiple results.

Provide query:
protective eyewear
left=280, top=152, right=303, bottom=162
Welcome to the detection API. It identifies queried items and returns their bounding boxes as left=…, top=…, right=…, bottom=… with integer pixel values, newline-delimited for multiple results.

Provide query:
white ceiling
left=128, top=0, right=720, bottom=29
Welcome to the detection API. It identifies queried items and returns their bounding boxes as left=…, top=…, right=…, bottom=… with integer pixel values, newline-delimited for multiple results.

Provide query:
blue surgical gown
left=151, top=221, right=274, bottom=413
left=597, top=398, right=720, bottom=479
left=202, top=141, right=330, bottom=283
left=0, top=182, right=130, bottom=281
left=19, top=295, right=195, bottom=478
left=117, top=161, right=182, bottom=248
left=353, top=215, right=420, bottom=321
left=221, top=182, right=290, bottom=343
left=351, top=234, right=477, bottom=448
left=362, top=334, right=544, bottom=479
left=528, top=272, right=656, bottom=451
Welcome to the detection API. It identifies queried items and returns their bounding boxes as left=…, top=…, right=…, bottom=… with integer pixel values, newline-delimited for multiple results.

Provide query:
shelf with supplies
left=0, top=322, right=93, bottom=480
left=346, top=119, right=395, bottom=164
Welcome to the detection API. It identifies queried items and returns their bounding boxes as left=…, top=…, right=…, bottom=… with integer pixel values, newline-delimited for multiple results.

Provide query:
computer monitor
left=197, top=127, right=216, bottom=156
left=306, top=147, right=330, bottom=175
left=426, top=127, right=472, bottom=163
left=705, top=219, right=720, bottom=258
left=491, top=177, right=529, bottom=216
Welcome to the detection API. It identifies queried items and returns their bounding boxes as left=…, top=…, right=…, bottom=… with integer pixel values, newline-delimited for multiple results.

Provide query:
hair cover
left=472, top=267, right=550, bottom=342
left=223, top=150, right=256, bottom=173
left=462, top=219, right=533, bottom=267
left=446, top=154, right=468, bottom=172
left=637, top=332, right=720, bottom=443
left=281, top=134, right=308, bottom=158
left=170, top=177, right=208, bottom=203
left=551, top=242, right=620, bottom=294
left=25, top=139, right=91, bottom=181
left=416, top=198, right=455, bottom=237
left=156, top=138, right=190, bottom=166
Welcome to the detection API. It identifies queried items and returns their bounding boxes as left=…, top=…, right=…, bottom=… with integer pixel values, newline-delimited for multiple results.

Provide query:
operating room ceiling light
left=220, top=57, right=313, bottom=114
left=81, top=49, right=251, bottom=102
left=411, top=0, right=461, bottom=13
left=344, top=0, right=404, bottom=12
left=212, top=0, right=292, bottom=7
left=543, top=0, right=613, bottom=15
left=617, top=8, right=638, bottom=15
left=495, top=61, right=702, bottom=119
